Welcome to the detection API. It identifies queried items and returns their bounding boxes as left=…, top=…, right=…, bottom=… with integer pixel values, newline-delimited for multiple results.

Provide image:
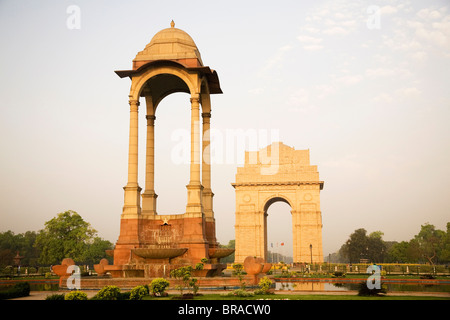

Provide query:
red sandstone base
left=59, top=275, right=264, bottom=290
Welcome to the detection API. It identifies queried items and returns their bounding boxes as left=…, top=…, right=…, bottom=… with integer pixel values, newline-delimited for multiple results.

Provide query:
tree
left=81, top=237, right=113, bottom=266
left=386, top=241, right=409, bottom=263
left=413, top=223, right=445, bottom=265
left=34, top=210, right=97, bottom=265
left=170, top=266, right=194, bottom=296
left=0, top=230, right=39, bottom=267
left=341, top=228, right=369, bottom=263
left=341, top=229, right=387, bottom=263
left=219, top=240, right=235, bottom=263
left=440, top=223, right=450, bottom=263
left=367, top=231, right=387, bottom=262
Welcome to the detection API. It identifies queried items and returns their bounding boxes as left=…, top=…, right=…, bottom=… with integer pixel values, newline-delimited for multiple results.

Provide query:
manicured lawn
left=143, top=293, right=449, bottom=300
left=273, top=274, right=450, bottom=280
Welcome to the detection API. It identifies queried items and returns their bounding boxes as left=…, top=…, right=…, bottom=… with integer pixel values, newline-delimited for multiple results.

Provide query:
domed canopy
left=133, top=21, right=203, bottom=70
left=115, top=21, right=222, bottom=95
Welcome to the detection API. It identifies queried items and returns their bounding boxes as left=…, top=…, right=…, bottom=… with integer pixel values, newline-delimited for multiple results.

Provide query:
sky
left=0, top=0, right=449, bottom=259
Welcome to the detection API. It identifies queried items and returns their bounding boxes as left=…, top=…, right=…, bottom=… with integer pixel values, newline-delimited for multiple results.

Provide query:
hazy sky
left=1, top=0, right=449, bottom=258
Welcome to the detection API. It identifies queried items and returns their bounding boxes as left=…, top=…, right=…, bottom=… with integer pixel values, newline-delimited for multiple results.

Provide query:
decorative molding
left=232, top=181, right=324, bottom=188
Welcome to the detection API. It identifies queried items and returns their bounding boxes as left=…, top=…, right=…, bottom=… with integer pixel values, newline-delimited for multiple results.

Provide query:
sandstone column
left=201, top=112, right=213, bottom=216
left=182, top=94, right=207, bottom=261
left=186, top=94, right=203, bottom=215
left=122, top=98, right=142, bottom=218
left=141, top=96, right=157, bottom=216
left=202, top=111, right=217, bottom=247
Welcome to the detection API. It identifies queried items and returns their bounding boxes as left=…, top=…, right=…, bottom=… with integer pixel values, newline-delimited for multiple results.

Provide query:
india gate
left=104, top=22, right=324, bottom=277
left=233, top=142, right=324, bottom=264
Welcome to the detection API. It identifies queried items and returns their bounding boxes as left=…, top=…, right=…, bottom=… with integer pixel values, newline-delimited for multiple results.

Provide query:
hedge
left=0, top=282, right=30, bottom=299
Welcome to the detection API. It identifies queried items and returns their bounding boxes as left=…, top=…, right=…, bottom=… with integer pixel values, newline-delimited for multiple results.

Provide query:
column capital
left=190, top=94, right=200, bottom=104
left=146, top=115, right=156, bottom=126
left=128, top=99, right=140, bottom=106
left=201, top=112, right=211, bottom=118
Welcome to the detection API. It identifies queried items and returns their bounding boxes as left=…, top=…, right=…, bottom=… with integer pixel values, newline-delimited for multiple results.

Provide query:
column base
left=141, top=190, right=158, bottom=216
left=122, top=184, right=142, bottom=219
left=185, top=182, right=203, bottom=215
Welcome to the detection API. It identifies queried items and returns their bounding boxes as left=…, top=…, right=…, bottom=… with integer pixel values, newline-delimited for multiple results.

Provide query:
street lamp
left=309, top=244, right=313, bottom=265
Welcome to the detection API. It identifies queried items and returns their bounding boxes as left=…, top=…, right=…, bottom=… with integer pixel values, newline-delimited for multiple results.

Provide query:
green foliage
left=337, top=222, right=450, bottom=264
left=64, top=290, right=88, bottom=300
left=189, top=278, right=199, bottom=295
left=0, top=282, right=30, bottom=300
left=219, top=240, right=235, bottom=263
left=201, top=258, right=209, bottom=264
left=30, top=210, right=112, bottom=266
left=93, top=285, right=121, bottom=300
left=170, top=266, right=194, bottom=296
left=34, top=210, right=97, bottom=265
left=82, top=237, right=114, bottom=266
left=357, top=281, right=387, bottom=296
left=254, top=276, right=273, bottom=295
left=195, top=262, right=204, bottom=270
left=232, top=263, right=246, bottom=289
left=129, top=285, right=149, bottom=300
left=413, top=223, right=446, bottom=265
left=332, top=271, right=346, bottom=278
left=45, top=293, right=65, bottom=300
left=0, top=231, right=39, bottom=267
left=227, top=289, right=254, bottom=297
left=340, top=229, right=387, bottom=263
left=149, top=278, right=170, bottom=296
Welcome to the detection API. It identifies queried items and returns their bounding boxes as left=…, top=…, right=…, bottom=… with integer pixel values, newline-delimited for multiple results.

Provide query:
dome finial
left=170, top=20, right=175, bottom=28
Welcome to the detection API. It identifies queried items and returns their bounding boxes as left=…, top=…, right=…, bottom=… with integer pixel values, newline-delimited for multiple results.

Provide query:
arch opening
left=264, top=198, right=293, bottom=264
left=140, top=73, right=191, bottom=108
left=138, top=91, right=192, bottom=215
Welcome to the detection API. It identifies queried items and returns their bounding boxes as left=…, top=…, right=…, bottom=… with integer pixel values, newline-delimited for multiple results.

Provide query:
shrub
left=420, top=274, right=435, bottom=279
left=93, top=285, right=121, bottom=300
left=332, top=271, right=346, bottom=278
left=254, top=276, right=273, bottom=295
left=129, top=285, right=149, bottom=300
left=149, top=278, right=170, bottom=296
left=45, top=293, right=65, bottom=300
left=357, top=281, right=387, bottom=296
left=189, top=278, right=199, bottom=295
left=170, top=266, right=193, bottom=296
left=231, top=263, right=246, bottom=289
left=227, top=289, right=254, bottom=297
left=64, top=291, right=88, bottom=300
left=195, top=262, right=204, bottom=270
left=0, top=282, right=30, bottom=300
left=120, top=291, right=131, bottom=300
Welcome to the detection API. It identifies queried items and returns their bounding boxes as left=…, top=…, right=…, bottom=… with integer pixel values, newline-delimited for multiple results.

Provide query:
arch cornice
left=115, top=60, right=222, bottom=100
left=232, top=181, right=324, bottom=190
left=128, top=64, right=198, bottom=101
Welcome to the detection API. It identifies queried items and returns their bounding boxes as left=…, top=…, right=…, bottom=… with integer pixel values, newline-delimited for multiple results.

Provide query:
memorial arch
left=233, top=142, right=324, bottom=264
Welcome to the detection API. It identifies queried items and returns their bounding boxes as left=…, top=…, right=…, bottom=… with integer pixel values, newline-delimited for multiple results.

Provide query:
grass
left=273, top=274, right=450, bottom=280
left=142, top=293, right=449, bottom=300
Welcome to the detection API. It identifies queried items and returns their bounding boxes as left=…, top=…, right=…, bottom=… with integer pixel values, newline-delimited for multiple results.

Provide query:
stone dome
left=133, top=21, right=203, bottom=69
